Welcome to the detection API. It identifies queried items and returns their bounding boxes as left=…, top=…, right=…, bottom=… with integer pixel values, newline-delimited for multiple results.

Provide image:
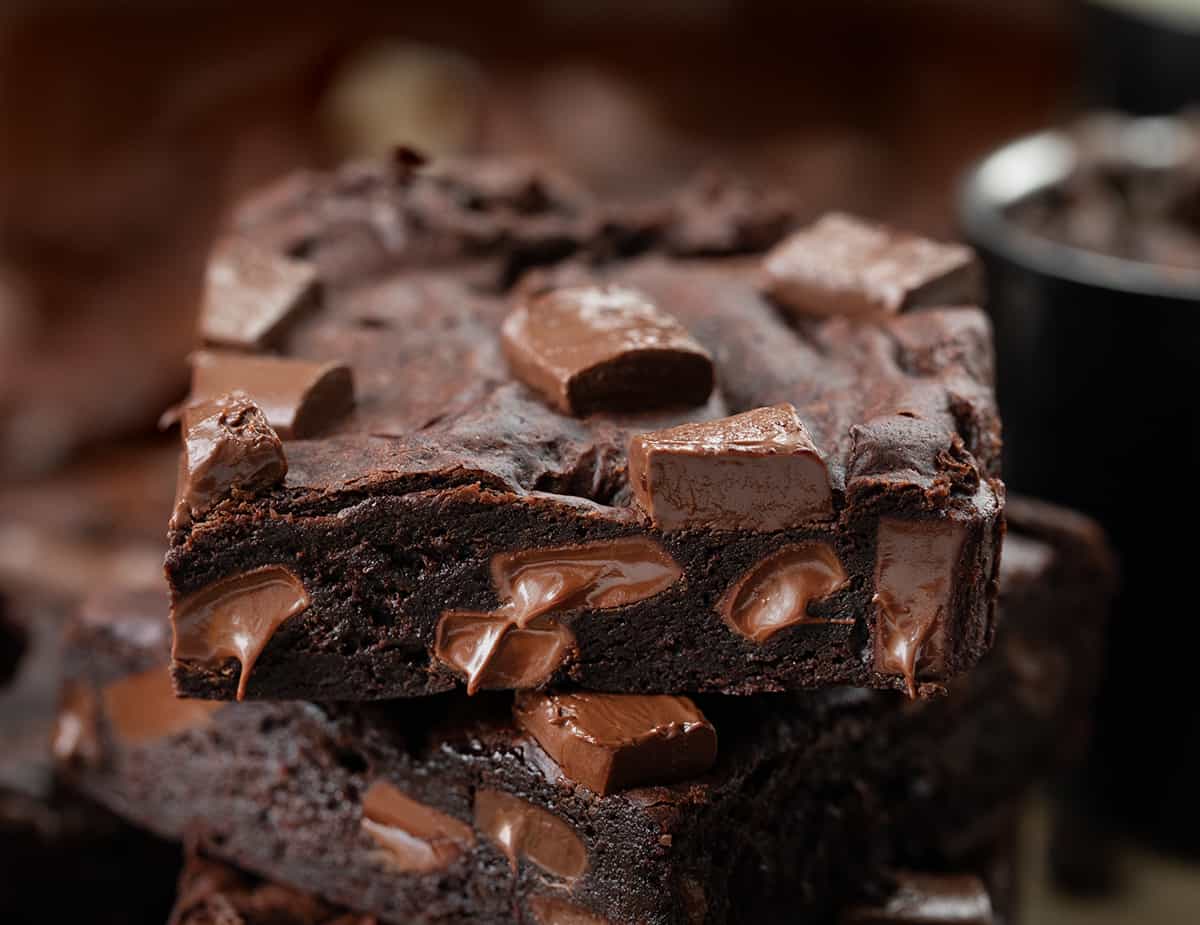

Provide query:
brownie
left=61, top=497, right=1107, bottom=925
left=0, top=590, right=179, bottom=925
left=167, top=835, right=1020, bottom=925
left=165, top=158, right=1003, bottom=702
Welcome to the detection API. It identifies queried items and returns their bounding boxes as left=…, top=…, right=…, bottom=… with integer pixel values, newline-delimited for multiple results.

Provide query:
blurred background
left=1, top=1, right=1198, bottom=921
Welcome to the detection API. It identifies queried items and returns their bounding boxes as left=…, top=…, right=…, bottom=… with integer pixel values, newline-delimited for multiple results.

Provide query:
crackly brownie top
left=171, top=156, right=998, bottom=536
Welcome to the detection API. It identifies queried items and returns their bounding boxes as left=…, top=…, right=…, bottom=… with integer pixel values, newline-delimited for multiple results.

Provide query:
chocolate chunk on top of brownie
left=165, top=157, right=1003, bottom=702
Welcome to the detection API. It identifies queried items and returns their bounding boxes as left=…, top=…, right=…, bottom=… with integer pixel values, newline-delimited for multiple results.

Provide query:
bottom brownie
left=169, top=828, right=1021, bottom=925
left=57, top=497, right=1110, bottom=925
left=0, top=590, right=180, bottom=925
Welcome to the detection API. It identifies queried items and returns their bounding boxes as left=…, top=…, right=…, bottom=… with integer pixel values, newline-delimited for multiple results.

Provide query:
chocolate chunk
left=170, top=393, right=287, bottom=530
left=528, top=896, right=612, bottom=925
left=501, top=285, right=713, bottom=415
left=436, top=537, right=681, bottom=692
left=200, top=236, right=320, bottom=349
left=629, top=403, right=833, bottom=531
left=190, top=350, right=355, bottom=439
left=101, top=667, right=221, bottom=743
left=762, top=213, right=981, bottom=318
left=873, top=518, right=967, bottom=697
left=841, top=872, right=994, bottom=924
left=360, top=779, right=475, bottom=873
left=172, top=566, right=311, bottom=701
left=514, top=691, right=717, bottom=795
left=492, top=537, right=682, bottom=625
left=434, top=610, right=573, bottom=694
left=473, top=789, right=588, bottom=881
left=51, top=681, right=101, bottom=765
left=719, top=543, right=849, bottom=643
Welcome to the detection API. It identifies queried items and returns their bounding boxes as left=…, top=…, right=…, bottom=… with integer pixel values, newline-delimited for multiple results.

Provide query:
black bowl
left=960, top=116, right=1200, bottom=852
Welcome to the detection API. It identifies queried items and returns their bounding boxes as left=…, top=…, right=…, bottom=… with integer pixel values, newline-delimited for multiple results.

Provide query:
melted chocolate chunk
left=170, top=394, right=286, bottom=530
left=527, top=895, right=612, bottom=925
left=501, top=285, right=713, bottom=415
left=189, top=351, right=355, bottom=440
left=172, top=566, right=311, bottom=701
left=435, top=538, right=681, bottom=692
left=360, top=780, right=475, bottom=873
left=514, top=691, right=717, bottom=795
left=719, top=543, right=850, bottom=643
left=473, top=789, right=588, bottom=881
left=629, top=403, right=833, bottom=531
left=492, top=537, right=682, bottom=626
left=762, top=213, right=981, bottom=318
left=200, top=236, right=321, bottom=349
left=873, top=519, right=967, bottom=697
left=841, top=872, right=994, bottom=924
left=101, top=667, right=221, bottom=743
left=434, top=610, right=574, bottom=695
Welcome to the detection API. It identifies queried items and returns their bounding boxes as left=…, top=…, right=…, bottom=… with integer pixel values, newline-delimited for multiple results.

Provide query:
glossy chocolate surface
left=360, top=780, right=475, bottom=873
left=501, top=284, right=714, bottom=415
left=435, top=537, right=681, bottom=693
left=172, top=566, right=310, bottom=700
left=873, top=518, right=967, bottom=697
left=719, top=543, right=849, bottom=642
left=200, top=236, right=320, bottom=349
left=189, top=351, right=354, bottom=440
left=473, top=789, right=588, bottom=881
left=171, top=394, right=286, bottom=530
left=763, top=213, right=981, bottom=318
left=514, top=690, right=716, bottom=795
left=629, top=403, right=833, bottom=532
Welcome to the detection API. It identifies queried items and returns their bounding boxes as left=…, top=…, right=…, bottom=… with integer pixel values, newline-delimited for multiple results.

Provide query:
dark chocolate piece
left=361, top=779, right=476, bottom=873
left=513, top=691, right=717, bottom=795
left=841, top=872, right=994, bottom=924
left=200, top=236, right=320, bottom=350
left=500, top=284, right=714, bottom=415
left=474, top=788, right=589, bottom=881
left=189, top=350, right=354, bottom=440
left=719, top=542, right=850, bottom=642
left=166, top=159, right=1004, bottom=702
left=170, top=395, right=286, bottom=531
left=172, top=566, right=310, bottom=701
left=762, top=213, right=981, bottom=318
left=62, top=497, right=1113, bottom=925
left=628, top=403, right=833, bottom=531
left=873, top=518, right=967, bottom=698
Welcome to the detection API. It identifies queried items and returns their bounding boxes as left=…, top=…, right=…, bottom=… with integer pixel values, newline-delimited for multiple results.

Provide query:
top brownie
left=165, top=155, right=1003, bottom=702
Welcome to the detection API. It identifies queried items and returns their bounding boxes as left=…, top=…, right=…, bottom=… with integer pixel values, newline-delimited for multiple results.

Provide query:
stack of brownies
left=30, top=156, right=1115, bottom=923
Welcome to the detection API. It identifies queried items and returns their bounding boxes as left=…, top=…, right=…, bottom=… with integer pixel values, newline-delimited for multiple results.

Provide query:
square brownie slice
left=165, top=158, right=1003, bottom=701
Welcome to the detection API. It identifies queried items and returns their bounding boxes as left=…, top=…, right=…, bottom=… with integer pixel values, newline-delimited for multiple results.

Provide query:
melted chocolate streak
left=434, top=538, right=682, bottom=693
